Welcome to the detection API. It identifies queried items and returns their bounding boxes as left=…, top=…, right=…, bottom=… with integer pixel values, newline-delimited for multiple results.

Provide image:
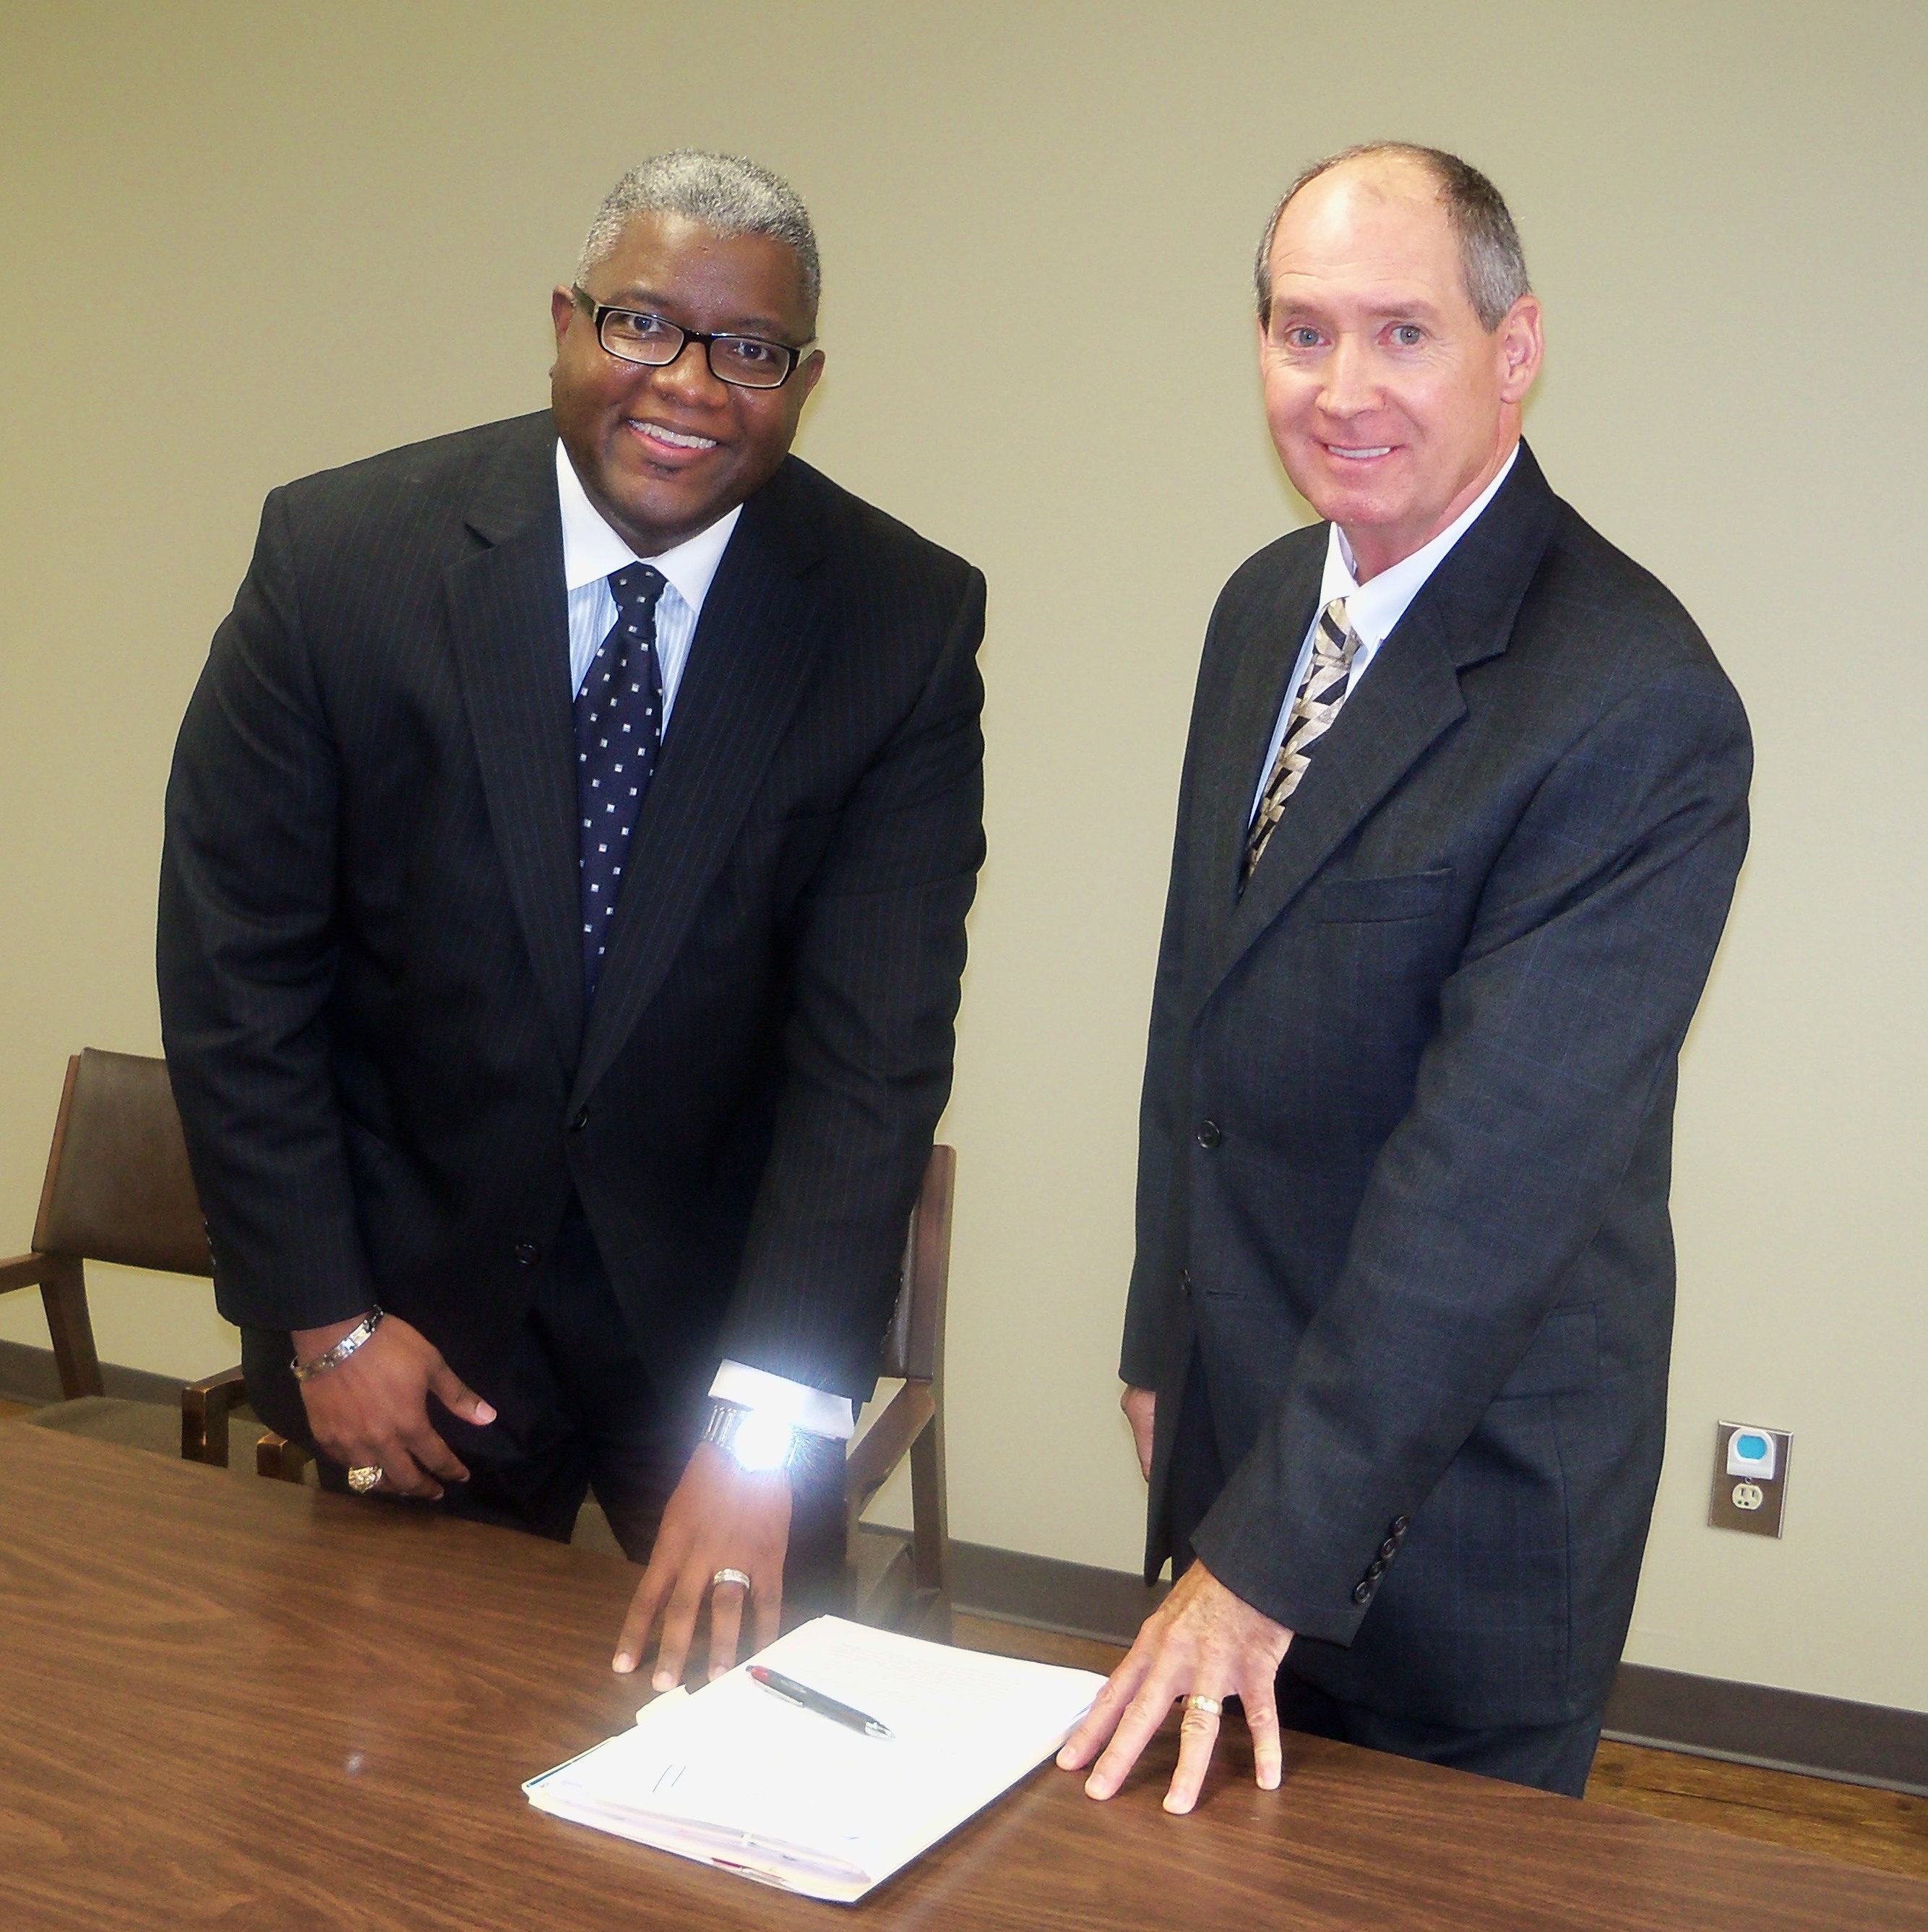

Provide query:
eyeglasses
left=570, top=286, right=810, bottom=390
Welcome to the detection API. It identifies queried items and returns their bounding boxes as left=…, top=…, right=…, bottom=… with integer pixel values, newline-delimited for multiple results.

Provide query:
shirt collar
left=555, top=439, right=741, bottom=618
left=1320, top=442, right=1520, bottom=648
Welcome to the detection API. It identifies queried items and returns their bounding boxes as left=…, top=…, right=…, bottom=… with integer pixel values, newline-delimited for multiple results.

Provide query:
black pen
left=749, top=1665, right=896, bottom=1740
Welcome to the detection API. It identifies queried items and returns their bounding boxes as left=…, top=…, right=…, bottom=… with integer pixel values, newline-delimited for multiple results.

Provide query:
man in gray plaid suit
left=1062, top=143, right=1750, bottom=1806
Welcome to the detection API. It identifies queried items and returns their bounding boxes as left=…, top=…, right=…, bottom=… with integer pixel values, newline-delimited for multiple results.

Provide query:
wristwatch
left=700, top=1399, right=798, bottom=1474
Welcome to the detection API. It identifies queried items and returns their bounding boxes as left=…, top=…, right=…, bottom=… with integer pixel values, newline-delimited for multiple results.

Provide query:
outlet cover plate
left=1708, top=1420, right=1791, bottom=1537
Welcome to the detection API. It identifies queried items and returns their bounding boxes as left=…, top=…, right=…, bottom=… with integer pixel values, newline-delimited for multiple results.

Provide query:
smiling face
left=1257, top=156, right=1542, bottom=581
left=550, top=210, right=825, bottom=554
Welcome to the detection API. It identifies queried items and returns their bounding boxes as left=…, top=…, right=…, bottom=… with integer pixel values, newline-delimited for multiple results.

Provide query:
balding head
left=1256, top=143, right=1531, bottom=333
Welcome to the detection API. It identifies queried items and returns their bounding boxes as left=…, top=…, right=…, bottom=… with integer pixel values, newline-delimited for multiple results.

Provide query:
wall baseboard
left=9, top=1339, right=1921, bottom=1795
left=0, top=1336, right=185, bottom=1407
left=924, top=1533, right=1928, bottom=1798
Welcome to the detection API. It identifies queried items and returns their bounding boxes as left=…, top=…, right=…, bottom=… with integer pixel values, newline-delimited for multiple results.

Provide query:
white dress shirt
left=1249, top=445, right=1520, bottom=821
left=556, top=442, right=853, bottom=1441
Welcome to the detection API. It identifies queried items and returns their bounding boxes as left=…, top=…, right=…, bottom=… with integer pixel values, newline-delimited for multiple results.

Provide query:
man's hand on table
left=293, top=1312, right=497, bottom=1499
left=612, top=1442, right=793, bottom=1689
left=1070, top=1382, right=1293, bottom=1811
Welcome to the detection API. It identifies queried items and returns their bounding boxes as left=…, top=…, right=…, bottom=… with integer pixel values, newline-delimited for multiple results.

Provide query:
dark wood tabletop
left=2, top=1423, right=1923, bottom=1932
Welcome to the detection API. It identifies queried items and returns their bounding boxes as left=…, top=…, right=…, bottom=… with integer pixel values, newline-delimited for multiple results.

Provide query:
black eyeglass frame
left=569, top=285, right=813, bottom=390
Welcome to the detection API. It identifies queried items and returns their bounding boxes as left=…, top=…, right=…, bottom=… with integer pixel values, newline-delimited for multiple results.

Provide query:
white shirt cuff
left=709, top=1361, right=856, bottom=1441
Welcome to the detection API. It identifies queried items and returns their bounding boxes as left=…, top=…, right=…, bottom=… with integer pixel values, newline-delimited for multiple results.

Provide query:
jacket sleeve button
left=1389, top=1516, right=1411, bottom=1537
left=1366, top=1558, right=1387, bottom=1581
left=1351, top=1581, right=1374, bottom=1605
left=1195, top=1120, right=1223, bottom=1149
left=1379, top=1537, right=1400, bottom=1560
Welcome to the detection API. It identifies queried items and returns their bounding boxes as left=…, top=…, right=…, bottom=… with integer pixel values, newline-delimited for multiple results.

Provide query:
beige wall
left=3, top=1, right=1923, bottom=1711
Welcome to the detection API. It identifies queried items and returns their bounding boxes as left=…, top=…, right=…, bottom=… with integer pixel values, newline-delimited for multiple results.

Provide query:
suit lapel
left=1200, top=442, right=1563, bottom=1003
left=572, top=463, right=830, bottom=1104
left=443, top=417, right=585, bottom=1070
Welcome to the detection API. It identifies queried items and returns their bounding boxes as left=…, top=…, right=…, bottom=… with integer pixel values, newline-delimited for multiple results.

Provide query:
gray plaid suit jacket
left=160, top=410, right=985, bottom=1410
left=1122, top=444, right=1750, bottom=1727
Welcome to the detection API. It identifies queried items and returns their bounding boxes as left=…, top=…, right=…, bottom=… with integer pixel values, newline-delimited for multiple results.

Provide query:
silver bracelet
left=291, top=1305, right=384, bottom=1382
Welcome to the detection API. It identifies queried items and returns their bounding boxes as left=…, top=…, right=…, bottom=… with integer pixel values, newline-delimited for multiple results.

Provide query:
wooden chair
left=0, top=1049, right=251, bottom=1465
left=259, top=1144, right=958, bottom=1634
left=841, top=1143, right=955, bottom=1633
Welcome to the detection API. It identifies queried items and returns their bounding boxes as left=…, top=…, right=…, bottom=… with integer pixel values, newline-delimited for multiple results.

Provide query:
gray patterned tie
left=1244, top=597, right=1360, bottom=882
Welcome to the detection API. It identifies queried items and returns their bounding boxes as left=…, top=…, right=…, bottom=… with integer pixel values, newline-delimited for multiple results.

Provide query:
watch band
left=291, top=1305, right=385, bottom=1382
left=700, top=1397, right=798, bottom=1474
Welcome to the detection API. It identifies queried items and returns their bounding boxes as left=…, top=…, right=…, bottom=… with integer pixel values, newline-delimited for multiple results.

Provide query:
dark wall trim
left=0, top=1337, right=182, bottom=1407
left=12, top=1339, right=1924, bottom=1795
left=937, top=1533, right=1928, bottom=1796
left=1602, top=1663, right=1928, bottom=1798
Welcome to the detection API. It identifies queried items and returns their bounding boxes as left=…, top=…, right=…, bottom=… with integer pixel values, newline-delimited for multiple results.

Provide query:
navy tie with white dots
left=574, top=564, right=667, bottom=1001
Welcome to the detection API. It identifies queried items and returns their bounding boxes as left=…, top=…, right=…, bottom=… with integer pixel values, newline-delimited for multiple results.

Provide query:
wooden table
left=2, top=1425, right=1923, bottom=1931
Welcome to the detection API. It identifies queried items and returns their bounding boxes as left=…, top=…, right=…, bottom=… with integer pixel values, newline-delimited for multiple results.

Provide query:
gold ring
left=347, top=1465, right=382, bottom=1495
left=1184, top=1694, right=1223, bottom=1717
left=711, top=1567, right=753, bottom=1592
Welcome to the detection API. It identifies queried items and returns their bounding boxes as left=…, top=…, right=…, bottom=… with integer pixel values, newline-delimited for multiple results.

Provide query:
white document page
left=525, top=1615, right=1106, bottom=1902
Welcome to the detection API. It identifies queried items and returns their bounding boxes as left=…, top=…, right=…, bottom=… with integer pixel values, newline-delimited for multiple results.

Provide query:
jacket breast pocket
left=1314, top=867, right=1454, bottom=924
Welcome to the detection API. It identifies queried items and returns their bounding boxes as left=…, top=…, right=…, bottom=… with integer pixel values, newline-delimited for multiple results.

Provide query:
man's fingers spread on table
left=1057, top=1645, right=1153, bottom=1768
left=1241, top=1678, right=1284, bottom=1790
left=707, top=1581, right=746, bottom=1680
left=752, top=1575, right=783, bottom=1658
left=612, top=1567, right=675, bottom=1674
left=1164, top=1696, right=1223, bottom=1814
left=1084, top=1678, right=1178, bottom=1800
left=651, top=1576, right=707, bottom=1692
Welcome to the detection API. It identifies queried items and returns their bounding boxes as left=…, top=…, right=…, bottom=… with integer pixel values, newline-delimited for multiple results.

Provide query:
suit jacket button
left=1379, top=1537, right=1400, bottom=1560
left=1178, top=1268, right=1194, bottom=1301
left=1389, top=1516, right=1410, bottom=1537
left=513, top=1241, right=541, bottom=1267
left=1351, top=1581, right=1374, bottom=1605
left=1367, top=1558, right=1387, bottom=1581
left=1195, top=1120, right=1223, bottom=1149
left=568, top=1107, right=590, bottom=1133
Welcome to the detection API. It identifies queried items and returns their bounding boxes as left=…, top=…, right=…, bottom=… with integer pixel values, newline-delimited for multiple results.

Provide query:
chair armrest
left=843, top=1383, right=936, bottom=1533
left=0, top=1252, right=53, bottom=1295
left=256, top=1430, right=314, bottom=1484
left=181, top=1368, right=249, bottom=1467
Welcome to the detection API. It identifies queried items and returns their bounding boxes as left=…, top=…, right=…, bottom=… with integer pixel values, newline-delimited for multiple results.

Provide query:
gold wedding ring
left=1184, top=1694, right=1223, bottom=1717
left=711, top=1568, right=753, bottom=1592
left=347, top=1465, right=382, bottom=1495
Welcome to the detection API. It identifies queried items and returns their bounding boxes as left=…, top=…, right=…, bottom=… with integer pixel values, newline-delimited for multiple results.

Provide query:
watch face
left=731, top=1410, right=796, bottom=1474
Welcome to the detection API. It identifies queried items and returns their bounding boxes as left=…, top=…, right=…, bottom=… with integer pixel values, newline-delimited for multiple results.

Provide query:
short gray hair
left=1254, top=142, right=1531, bottom=332
left=577, top=150, right=820, bottom=317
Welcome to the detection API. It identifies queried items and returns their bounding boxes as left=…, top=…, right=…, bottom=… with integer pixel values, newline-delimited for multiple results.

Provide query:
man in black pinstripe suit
left=158, top=153, right=984, bottom=1688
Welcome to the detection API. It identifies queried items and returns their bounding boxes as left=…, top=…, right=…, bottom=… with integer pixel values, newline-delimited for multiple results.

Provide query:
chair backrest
left=879, top=1145, right=954, bottom=1384
left=32, top=1050, right=212, bottom=1276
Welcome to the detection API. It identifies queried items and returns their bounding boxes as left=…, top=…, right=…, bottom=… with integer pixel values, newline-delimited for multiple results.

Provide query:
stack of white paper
left=525, top=1615, right=1106, bottom=1902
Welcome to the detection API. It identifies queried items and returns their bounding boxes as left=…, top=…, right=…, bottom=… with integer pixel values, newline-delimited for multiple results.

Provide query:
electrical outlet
left=1708, top=1421, right=1791, bottom=1537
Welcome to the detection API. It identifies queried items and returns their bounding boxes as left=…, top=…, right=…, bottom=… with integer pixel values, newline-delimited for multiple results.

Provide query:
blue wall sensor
left=1726, top=1428, right=1777, bottom=1481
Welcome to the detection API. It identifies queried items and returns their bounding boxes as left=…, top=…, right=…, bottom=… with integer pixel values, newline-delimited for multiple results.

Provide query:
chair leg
left=39, top=1255, right=106, bottom=1399
left=908, top=1404, right=950, bottom=1598
left=256, top=1430, right=313, bottom=1483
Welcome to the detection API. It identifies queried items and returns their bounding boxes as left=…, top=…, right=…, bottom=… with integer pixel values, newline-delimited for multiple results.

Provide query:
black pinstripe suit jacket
left=1122, top=445, right=1751, bottom=1727
left=159, top=410, right=985, bottom=1406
